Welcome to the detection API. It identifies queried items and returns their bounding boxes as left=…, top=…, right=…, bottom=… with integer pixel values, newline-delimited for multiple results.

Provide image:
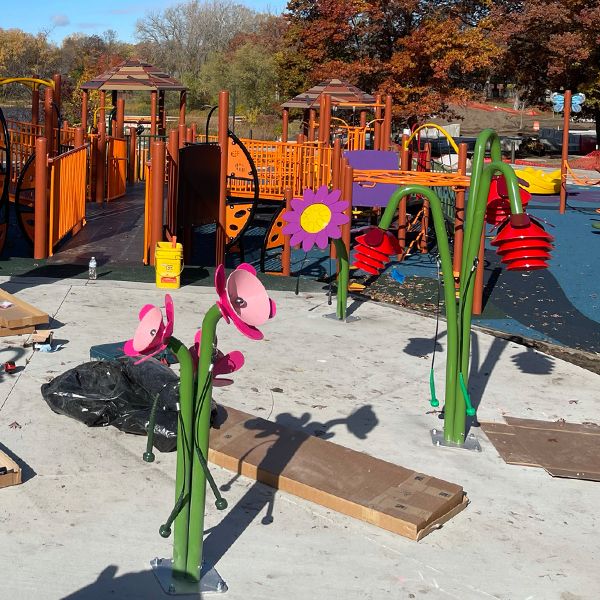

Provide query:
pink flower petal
left=315, top=229, right=330, bottom=249
left=282, top=210, right=300, bottom=224
left=329, top=212, right=349, bottom=226
left=289, top=231, right=307, bottom=247
left=290, top=198, right=305, bottom=211
left=322, top=188, right=341, bottom=205
left=301, top=235, right=316, bottom=252
left=329, top=200, right=349, bottom=214
left=282, top=222, right=301, bottom=235
left=237, top=263, right=257, bottom=276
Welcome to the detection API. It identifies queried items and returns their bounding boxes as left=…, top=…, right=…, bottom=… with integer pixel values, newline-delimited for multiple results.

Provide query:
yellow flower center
left=300, top=203, right=331, bottom=234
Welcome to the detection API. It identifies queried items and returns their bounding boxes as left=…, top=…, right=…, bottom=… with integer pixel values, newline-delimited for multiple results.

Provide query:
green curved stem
left=333, top=238, right=349, bottom=319
left=167, top=336, right=195, bottom=579
left=378, top=186, right=459, bottom=442
left=185, top=303, right=222, bottom=581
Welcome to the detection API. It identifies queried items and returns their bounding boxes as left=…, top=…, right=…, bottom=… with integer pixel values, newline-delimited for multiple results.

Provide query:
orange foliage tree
left=278, top=0, right=499, bottom=125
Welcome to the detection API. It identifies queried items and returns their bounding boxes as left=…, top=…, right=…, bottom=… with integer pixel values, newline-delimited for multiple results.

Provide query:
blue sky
left=3, top=0, right=287, bottom=44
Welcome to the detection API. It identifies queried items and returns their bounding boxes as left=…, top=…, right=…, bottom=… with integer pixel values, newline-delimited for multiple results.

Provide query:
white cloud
left=51, top=14, right=70, bottom=27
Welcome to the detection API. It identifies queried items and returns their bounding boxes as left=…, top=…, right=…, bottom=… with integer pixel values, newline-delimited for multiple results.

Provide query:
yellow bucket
left=155, top=241, right=184, bottom=289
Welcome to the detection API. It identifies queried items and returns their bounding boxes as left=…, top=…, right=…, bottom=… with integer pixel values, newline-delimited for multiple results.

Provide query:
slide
left=514, top=167, right=561, bottom=195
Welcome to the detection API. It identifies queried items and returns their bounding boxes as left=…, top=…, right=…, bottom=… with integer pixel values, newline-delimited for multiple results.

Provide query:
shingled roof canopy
left=282, top=79, right=376, bottom=109
left=80, top=59, right=186, bottom=92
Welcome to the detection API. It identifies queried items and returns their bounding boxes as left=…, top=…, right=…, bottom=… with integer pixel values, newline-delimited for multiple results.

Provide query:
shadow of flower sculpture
left=350, top=129, right=552, bottom=448
left=124, top=263, right=276, bottom=591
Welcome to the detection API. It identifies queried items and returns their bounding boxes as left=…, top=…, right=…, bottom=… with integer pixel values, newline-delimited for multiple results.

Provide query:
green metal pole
left=185, top=303, right=222, bottom=581
left=167, top=337, right=195, bottom=579
left=461, top=129, right=502, bottom=278
left=378, top=187, right=459, bottom=442
left=454, top=156, right=526, bottom=443
left=333, top=238, right=349, bottom=320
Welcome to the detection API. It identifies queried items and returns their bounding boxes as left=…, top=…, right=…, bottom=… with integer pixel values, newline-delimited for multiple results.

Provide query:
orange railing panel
left=48, top=145, right=87, bottom=255
left=106, top=137, right=127, bottom=201
left=6, top=119, right=43, bottom=183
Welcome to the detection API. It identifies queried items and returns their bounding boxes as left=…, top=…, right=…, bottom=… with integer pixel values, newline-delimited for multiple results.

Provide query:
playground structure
left=0, top=64, right=587, bottom=285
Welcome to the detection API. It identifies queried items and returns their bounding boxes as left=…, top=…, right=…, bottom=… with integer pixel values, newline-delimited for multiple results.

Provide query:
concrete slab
left=0, top=280, right=598, bottom=600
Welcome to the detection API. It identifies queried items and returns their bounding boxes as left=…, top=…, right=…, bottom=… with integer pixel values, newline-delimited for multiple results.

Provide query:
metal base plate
left=151, top=558, right=227, bottom=595
left=323, top=312, right=360, bottom=323
left=430, top=428, right=482, bottom=452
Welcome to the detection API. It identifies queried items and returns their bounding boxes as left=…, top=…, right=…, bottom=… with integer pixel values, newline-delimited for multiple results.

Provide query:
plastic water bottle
left=88, top=257, right=97, bottom=280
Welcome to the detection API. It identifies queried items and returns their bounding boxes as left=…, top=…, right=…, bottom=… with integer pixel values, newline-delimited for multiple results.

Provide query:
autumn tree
left=489, top=0, right=600, bottom=139
left=278, top=0, right=499, bottom=125
left=135, top=0, right=269, bottom=106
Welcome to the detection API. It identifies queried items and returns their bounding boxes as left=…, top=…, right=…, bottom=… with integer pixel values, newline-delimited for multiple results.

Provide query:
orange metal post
left=150, top=140, right=166, bottom=266
left=34, top=137, right=48, bottom=260
left=282, top=108, right=289, bottom=142
left=179, top=90, right=186, bottom=126
left=318, top=94, right=327, bottom=143
left=81, top=90, right=88, bottom=131
left=322, top=94, right=332, bottom=145
left=282, top=188, right=292, bottom=276
left=168, top=129, right=179, bottom=160
left=96, top=131, right=106, bottom=203
left=374, top=94, right=382, bottom=151
left=116, top=97, right=125, bottom=139
left=186, top=127, right=193, bottom=144
left=360, top=110, right=367, bottom=128
left=99, top=91, right=106, bottom=135
left=52, top=74, right=61, bottom=111
left=453, top=143, right=468, bottom=288
left=44, top=87, right=54, bottom=155
left=472, top=233, right=485, bottom=315
left=191, top=122, right=197, bottom=142
left=559, top=89, right=571, bottom=214
left=158, top=91, right=166, bottom=136
left=341, top=163, right=353, bottom=259
left=178, top=124, right=186, bottom=149
left=128, top=126, right=137, bottom=183
left=150, top=91, right=158, bottom=136
left=330, top=139, right=343, bottom=260
left=31, top=87, right=40, bottom=125
left=382, top=95, right=393, bottom=151
left=419, top=143, right=432, bottom=253
left=74, top=127, right=84, bottom=148
left=397, top=133, right=409, bottom=256
left=331, top=138, right=342, bottom=190
left=308, top=109, right=316, bottom=142
left=216, top=90, right=230, bottom=266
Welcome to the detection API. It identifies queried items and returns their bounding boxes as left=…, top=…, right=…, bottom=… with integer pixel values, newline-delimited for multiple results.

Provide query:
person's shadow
left=202, top=405, right=378, bottom=573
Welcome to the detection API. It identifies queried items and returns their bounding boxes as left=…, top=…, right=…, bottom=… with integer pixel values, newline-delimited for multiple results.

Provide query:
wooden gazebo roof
left=282, top=79, right=377, bottom=109
left=80, top=59, right=186, bottom=92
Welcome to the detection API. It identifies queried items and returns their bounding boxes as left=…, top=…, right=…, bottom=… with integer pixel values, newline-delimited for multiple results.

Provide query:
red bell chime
left=491, top=213, right=553, bottom=270
left=486, top=175, right=531, bottom=226
left=352, top=227, right=401, bottom=275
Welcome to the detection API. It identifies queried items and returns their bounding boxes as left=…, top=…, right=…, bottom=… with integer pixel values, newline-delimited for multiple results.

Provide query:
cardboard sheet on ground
left=209, top=406, right=468, bottom=540
left=481, top=417, right=600, bottom=481
left=0, top=288, right=49, bottom=336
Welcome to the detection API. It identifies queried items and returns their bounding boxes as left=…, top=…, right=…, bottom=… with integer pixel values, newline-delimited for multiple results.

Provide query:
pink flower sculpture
left=215, top=263, right=276, bottom=341
left=282, top=185, right=349, bottom=252
left=189, top=330, right=245, bottom=385
left=124, top=294, right=174, bottom=364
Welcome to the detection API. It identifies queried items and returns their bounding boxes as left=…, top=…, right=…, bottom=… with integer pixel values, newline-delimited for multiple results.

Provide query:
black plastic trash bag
left=41, top=358, right=180, bottom=452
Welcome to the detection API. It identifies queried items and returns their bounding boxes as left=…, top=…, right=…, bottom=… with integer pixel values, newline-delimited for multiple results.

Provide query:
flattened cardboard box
left=209, top=406, right=468, bottom=540
left=0, top=449, right=22, bottom=489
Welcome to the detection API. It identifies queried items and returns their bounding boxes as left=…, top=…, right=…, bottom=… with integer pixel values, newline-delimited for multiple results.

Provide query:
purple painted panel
left=344, top=150, right=400, bottom=208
